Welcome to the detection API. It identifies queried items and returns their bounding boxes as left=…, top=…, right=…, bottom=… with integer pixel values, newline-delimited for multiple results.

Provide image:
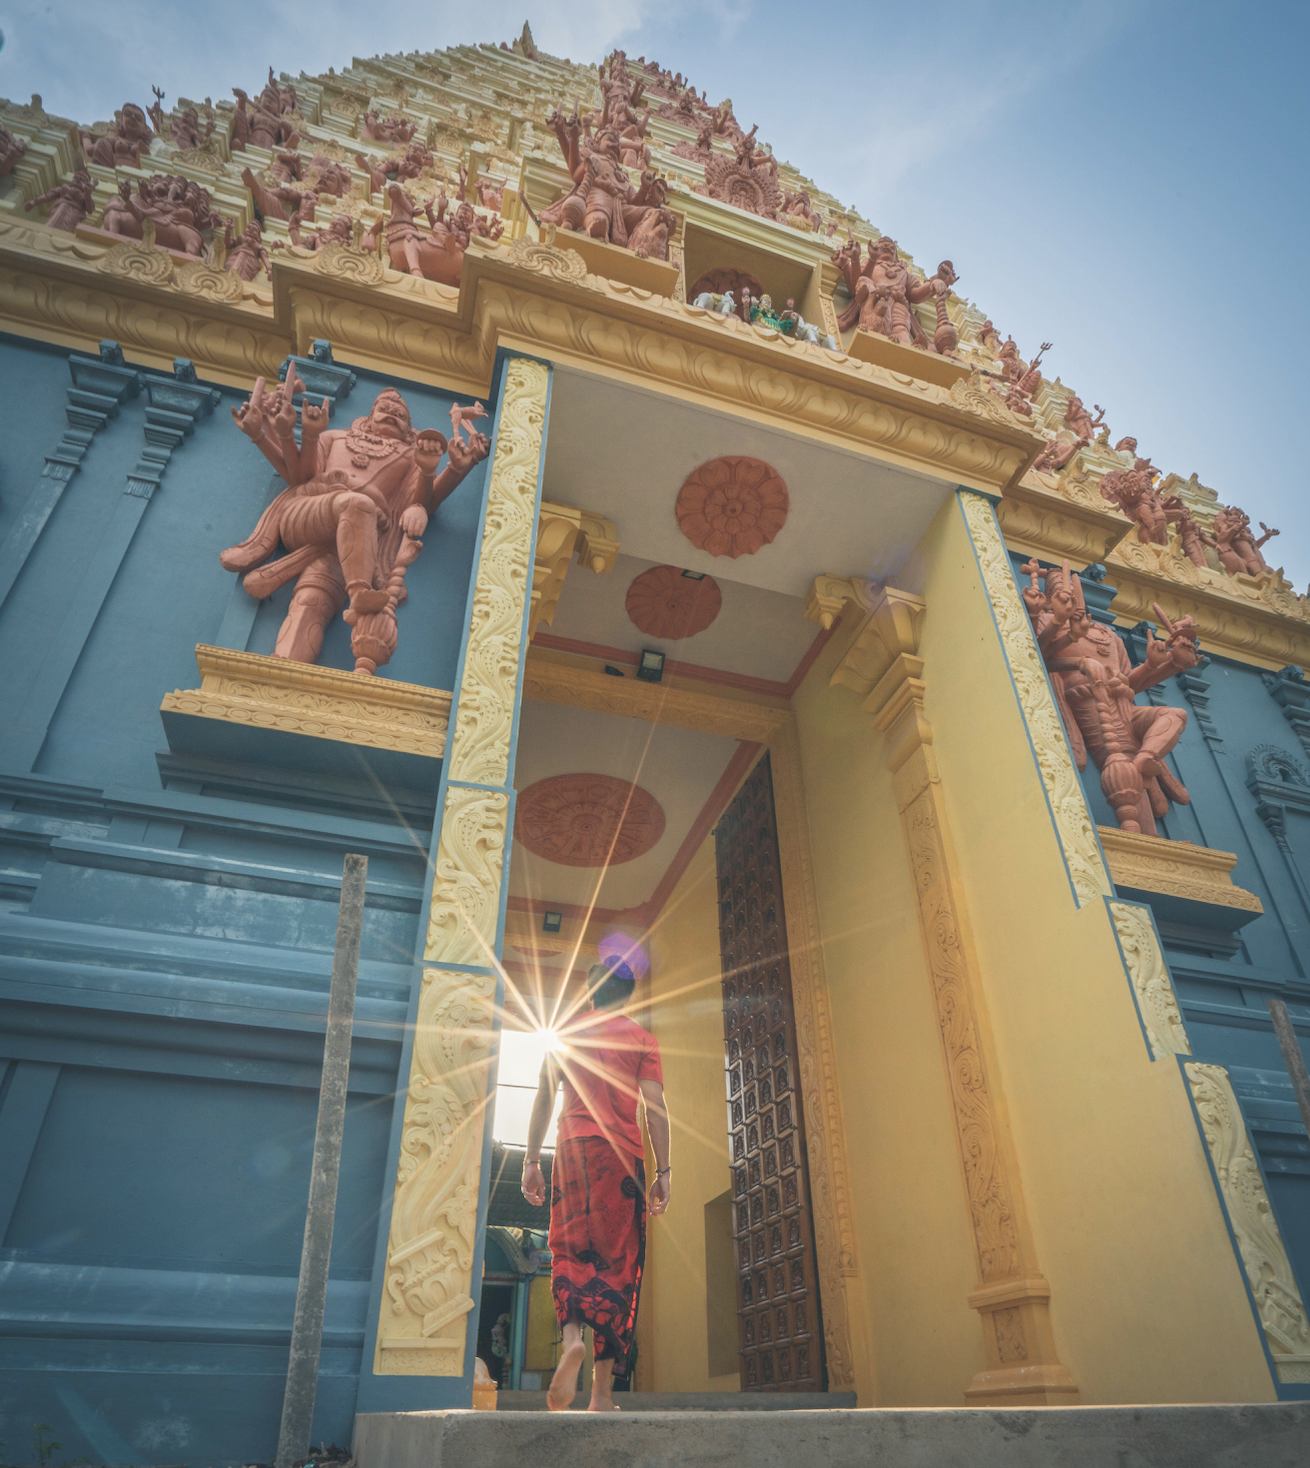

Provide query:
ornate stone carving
left=314, top=241, right=387, bottom=285
left=529, top=500, right=619, bottom=639
left=847, top=580, right=1078, bottom=1404
left=959, top=493, right=1111, bottom=908
left=1185, top=1062, right=1310, bottom=1385
left=507, top=234, right=589, bottom=283
left=625, top=564, right=722, bottom=639
left=514, top=773, right=665, bottom=866
left=1108, top=899, right=1190, bottom=1060
left=221, top=367, right=489, bottom=675
left=832, top=237, right=958, bottom=354
left=161, top=644, right=452, bottom=758
left=424, top=786, right=510, bottom=967
left=676, top=456, right=789, bottom=559
left=24, top=170, right=97, bottom=233
left=375, top=966, right=497, bottom=1375
left=97, top=237, right=177, bottom=286
left=102, top=174, right=222, bottom=256
left=81, top=102, right=153, bottom=168
left=1099, top=827, right=1264, bottom=915
left=950, top=369, right=1032, bottom=430
left=175, top=259, right=245, bottom=304
left=447, top=358, right=547, bottom=787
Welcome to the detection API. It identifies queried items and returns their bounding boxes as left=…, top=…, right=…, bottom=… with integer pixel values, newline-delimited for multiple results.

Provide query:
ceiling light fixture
left=542, top=911, right=562, bottom=933
left=637, top=648, right=665, bottom=683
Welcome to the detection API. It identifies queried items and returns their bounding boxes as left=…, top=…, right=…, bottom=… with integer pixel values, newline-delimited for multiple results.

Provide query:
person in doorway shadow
left=521, top=953, right=671, bottom=1412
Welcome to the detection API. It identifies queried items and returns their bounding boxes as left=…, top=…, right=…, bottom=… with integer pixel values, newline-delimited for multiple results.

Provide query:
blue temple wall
left=0, top=330, right=495, bottom=1464
left=1007, top=550, right=1310, bottom=1355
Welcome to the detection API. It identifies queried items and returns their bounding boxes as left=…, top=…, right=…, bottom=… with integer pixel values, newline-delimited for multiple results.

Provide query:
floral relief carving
left=625, top=563, right=722, bottom=639
left=175, top=259, right=246, bottom=304
left=949, top=369, right=1033, bottom=431
left=376, top=966, right=497, bottom=1375
left=314, top=241, right=388, bottom=286
left=1185, top=1062, right=1310, bottom=1384
left=448, top=357, right=547, bottom=787
left=676, top=456, right=789, bottom=559
left=507, top=234, right=589, bottom=284
left=98, top=239, right=176, bottom=285
left=904, top=783, right=1021, bottom=1283
left=959, top=491, right=1110, bottom=908
left=424, top=786, right=509, bottom=968
left=514, top=773, right=665, bottom=866
left=1109, top=900, right=1190, bottom=1060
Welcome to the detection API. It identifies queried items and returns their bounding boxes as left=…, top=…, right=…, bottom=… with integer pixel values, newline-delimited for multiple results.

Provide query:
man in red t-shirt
left=521, top=957, right=670, bottom=1411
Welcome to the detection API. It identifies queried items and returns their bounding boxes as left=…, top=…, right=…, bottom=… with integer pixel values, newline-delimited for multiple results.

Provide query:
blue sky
left=4, top=0, right=1306, bottom=589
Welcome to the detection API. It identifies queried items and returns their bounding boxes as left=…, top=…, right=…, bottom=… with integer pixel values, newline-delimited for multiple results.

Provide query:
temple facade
left=1, top=23, right=1308, bottom=1464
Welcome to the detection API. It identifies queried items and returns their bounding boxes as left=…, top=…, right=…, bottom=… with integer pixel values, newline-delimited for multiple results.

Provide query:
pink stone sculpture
left=362, top=182, right=502, bottom=286
left=361, top=110, right=416, bottom=144
left=81, top=103, right=153, bottom=168
left=24, top=170, right=96, bottom=233
left=474, top=177, right=506, bottom=210
left=833, top=236, right=958, bottom=354
left=230, top=86, right=298, bottom=152
left=676, top=456, right=789, bottom=559
left=274, top=213, right=356, bottom=252
left=221, top=367, right=490, bottom=673
left=1022, top=560, right=1198, bottom=836
left=309, top=156, right=352, bottom=198
left=1032, top=436, right=1087, bottom=475
left=1064, top=394, right=1106, bottom=443
left=0, top=123, right=28, bottom=178
left=102, top=174, right=219, bottom=256
left=224, top=218, right=271, bottom=280
left=241, top=162, right=318, bottom=227
left=355, top=141, right=433, bottom=194
left=1100, top=456, right=1168, bottom=544
left=1213, top=506, right=1280, bottom=576
left=148, top=88, right=215, bottom=150
left=978, top=318, right=1001, bottom=350
left=781, top=188, right=821, bottom=232
left=1163, top=496, right=1217, bottom=568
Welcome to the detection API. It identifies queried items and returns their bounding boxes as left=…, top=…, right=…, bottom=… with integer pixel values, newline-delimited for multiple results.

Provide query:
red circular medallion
left=515, top=774, right=666, bottom=867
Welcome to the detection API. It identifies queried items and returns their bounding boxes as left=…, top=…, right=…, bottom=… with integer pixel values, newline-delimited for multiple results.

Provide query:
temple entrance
left=715, top=754, right=825, bottom=1392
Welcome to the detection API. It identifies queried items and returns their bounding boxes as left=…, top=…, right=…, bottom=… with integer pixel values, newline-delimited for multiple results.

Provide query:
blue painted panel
left=0, top=333, right=83, bottom=544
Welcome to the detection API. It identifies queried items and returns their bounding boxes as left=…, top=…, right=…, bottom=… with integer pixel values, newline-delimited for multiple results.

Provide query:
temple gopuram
left=1, top=20, right=1308, bottom=1465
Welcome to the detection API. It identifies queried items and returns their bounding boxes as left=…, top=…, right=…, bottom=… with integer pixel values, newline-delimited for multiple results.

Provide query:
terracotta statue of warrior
left=361, top=110, right=416, bottom=143
left=81, top=103, right=153, bottom=169
left=781, top=188, right=821, bottom=232
left=25, top=170, right=96, bottom=232
left=277, top=212, right=355, bottom=251
left=220, top=368, right=489, bottom=671
left=1163, top=496, right=1216, bottom=569
left=0, top=122, right=28, bottom=178
left=224, top=218, right=271, bottom=280
left=242, top=162, right=318, bottom=227
left=474, top=176, right=506, bottom=210
left=833, top=235, right=955, bottom=351
left=1031, top=435, right=1086, bottom=476
left=1212, top=506, right=1279, bottom=576
left=231, top=87, right=298, bottom=152
left=1022, top=560, right=1198, bottom=836
left=359, top=182, right=484, bottom=286
left=1064, top=393, right=1106, bottom=442
left=308, top=155, right=352, bottom=198
left=1100, top=457, right=1168, bottom=544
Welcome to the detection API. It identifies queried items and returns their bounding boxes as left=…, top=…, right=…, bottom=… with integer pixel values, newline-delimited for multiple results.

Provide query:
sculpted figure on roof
left=361, top=181, right=501, bottom=285
left=148, top=89, right=215, bottom=151
left=1100, top=455, right=1168, bottom=544
left=1163, top=496, right=1216, bottom=568
left=1022, top=561, right=1198, bottom=837
left=1213, top=506, right=1279, bottom=577
left=231, top=84, right=298, bottom=151
left=0, top=122, right=28, bottom=178
left=362, top=110, right=416, bottom=144
left=80, top=102, right=152, bottom=168
left=24, top=170, right=96, bottom=233
left=832, top=235, right=959, bottom=354
left=220, top=369, right=488, bottom=673
left=102, top=174, right=220, bottom=256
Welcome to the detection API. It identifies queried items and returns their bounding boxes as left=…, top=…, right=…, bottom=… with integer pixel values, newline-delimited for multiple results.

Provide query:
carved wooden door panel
left=714, top=752, right=825, bottom=1393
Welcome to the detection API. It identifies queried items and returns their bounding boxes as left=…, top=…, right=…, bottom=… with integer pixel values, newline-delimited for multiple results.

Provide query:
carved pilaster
left=819, top=574, right=1079, bottom=1404
left=1184, top=1062, right=1310, bottom=1384
left=374, top=356, right=549, bottom=1377
left=1263, top=666, right=1310, bottom=761
left=528, top=501, right=619, bottom=641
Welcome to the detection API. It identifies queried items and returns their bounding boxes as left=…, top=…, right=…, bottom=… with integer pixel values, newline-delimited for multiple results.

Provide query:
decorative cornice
left=529, top=500, right=619, bottom=641
left=1098, top=827, right=1264, bottom=916
left=160, top=644, right=452, bottom=758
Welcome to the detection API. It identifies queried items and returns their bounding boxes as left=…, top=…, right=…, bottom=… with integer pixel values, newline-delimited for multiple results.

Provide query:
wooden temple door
left=714, top=753, right=826, bottom=1392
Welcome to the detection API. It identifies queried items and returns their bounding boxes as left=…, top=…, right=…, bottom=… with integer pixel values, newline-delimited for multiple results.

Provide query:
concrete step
left=355, top=1403, right=1310, bottom=1468
left=495, top=1389, right=858, bottom=1411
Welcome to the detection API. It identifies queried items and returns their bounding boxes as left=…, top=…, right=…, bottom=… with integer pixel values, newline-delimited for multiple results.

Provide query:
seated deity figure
left=81, top=102, right=153, bottom=168
left=220, top=367, right=489, bottom=671
left=1022, top=560, right=1199, bottom=836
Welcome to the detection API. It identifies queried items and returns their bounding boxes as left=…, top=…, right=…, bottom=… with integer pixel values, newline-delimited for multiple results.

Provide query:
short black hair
left=588, top=958, right=635, bottom=1011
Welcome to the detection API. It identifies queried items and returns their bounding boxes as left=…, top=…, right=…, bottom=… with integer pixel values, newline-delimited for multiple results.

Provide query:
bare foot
left=547, top=1339, right=584, bottom=1411
left=586, top=1400, right=620, bottom=1411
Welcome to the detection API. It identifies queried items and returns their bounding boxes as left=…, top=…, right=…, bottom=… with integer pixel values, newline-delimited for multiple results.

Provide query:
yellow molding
left=1099, top=828, right=1264, bottom=915
left=160, top=644, right=452, bottom=758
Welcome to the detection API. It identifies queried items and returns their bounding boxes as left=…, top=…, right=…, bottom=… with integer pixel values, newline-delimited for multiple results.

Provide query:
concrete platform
left=354, top=1402, right=1310, bottom=1468
left=495, top=1389, right=858, bottom=1411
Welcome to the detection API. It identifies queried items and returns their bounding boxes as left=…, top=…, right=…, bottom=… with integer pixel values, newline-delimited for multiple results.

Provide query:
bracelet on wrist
left=656, top=1166, right=671, bottom=1176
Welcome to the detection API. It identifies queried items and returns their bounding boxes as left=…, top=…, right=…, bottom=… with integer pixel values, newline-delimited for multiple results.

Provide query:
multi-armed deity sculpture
left=1022, top=560, right=1199, bottom=837
left=831, top=235, right=959, bottom=355
left=220, top=368, right=489, bottom=674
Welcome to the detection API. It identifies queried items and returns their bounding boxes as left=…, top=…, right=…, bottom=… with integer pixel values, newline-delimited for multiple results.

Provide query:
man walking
left=520, top=954, right=671, bottom=1411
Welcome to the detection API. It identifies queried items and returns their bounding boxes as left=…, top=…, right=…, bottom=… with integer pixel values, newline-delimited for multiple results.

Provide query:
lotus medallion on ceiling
left=515, top=774, right=666, bottom=867
left=675, top=456, right=789, bottom=559
left=625, top=564, right=723, bottom=639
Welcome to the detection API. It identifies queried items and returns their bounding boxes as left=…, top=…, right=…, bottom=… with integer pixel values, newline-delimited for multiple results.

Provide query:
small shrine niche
left=681, top=219, right=836, bottom=340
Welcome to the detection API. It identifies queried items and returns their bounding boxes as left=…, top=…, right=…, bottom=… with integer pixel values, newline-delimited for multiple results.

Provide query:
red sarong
left=549, top=1136, right=646, bottom=1375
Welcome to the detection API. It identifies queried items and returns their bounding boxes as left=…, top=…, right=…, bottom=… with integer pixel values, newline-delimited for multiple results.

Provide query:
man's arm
left=520, top=1060, right=558, bottom=1207
left=639, top=1077, right=671, bottom=1215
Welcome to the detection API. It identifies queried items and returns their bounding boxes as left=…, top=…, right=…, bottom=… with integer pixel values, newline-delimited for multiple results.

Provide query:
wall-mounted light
left=637, top=648, right=665, bottom=683
left=543, top=911, right=562, bottom=934
left=681, top=569, right=706, bottom=580
left=604, top=665, right=626, bottom=678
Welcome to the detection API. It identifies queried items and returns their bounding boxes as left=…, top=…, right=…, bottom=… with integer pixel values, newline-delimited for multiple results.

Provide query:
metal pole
left=1268, top=998, right=1310, bottom=1142
left=276, top=854, right=368, bottom=1468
